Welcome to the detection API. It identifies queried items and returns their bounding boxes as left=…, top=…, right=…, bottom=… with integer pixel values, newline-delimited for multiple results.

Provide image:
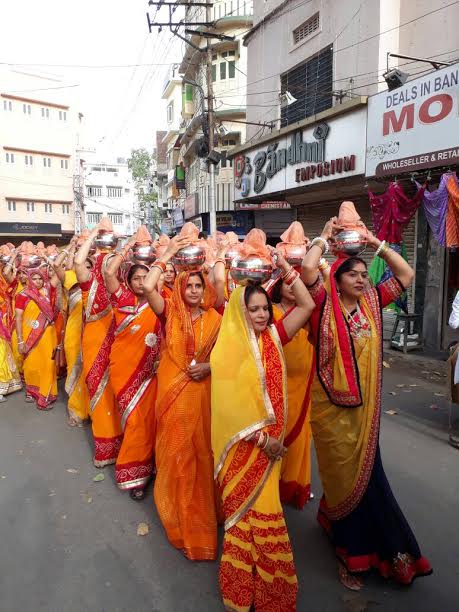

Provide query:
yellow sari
left=17, top=287, right=57, bottom=409
left=211, top=286, right=297, bottom=612
left=273, top=304, right=314, bottom=509
left=63, top=270, right=89, bottom=425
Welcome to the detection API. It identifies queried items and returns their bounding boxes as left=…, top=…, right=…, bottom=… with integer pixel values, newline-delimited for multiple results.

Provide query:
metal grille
left=280, top=45, right=333, bottom=128
left=293, top=13, right=320, bottom=45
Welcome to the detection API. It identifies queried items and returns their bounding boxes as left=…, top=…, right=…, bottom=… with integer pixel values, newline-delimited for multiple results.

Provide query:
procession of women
left=0, top=201, right=432, bottom=611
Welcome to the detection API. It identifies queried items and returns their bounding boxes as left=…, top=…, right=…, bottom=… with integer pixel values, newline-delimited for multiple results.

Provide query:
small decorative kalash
left=94, top=217, right=119, bottom=252
left=131, top=226, right=157, bottom=265
left=230, top=228, right=273, bottom=286
left=171, top=222, right=206, bottom=271
left=276, top=221, right=310, bottom=266
left=332, top=201, right=368, bottom=256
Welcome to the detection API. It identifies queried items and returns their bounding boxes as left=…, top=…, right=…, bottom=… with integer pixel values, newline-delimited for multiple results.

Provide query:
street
left=0, top=363, right=458, bottom=612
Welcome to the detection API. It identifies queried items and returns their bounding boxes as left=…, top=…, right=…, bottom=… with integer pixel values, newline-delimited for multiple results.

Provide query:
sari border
left=65, top=351, right=82, bottom=397
left=120, top=377, right=151, bottom=430
left=89, top=369, right=109, bottom=413
left=224, top=460, right=275, bottom=531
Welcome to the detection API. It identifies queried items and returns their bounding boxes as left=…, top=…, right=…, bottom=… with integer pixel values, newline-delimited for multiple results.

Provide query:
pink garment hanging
left=369, top=182, right=424, bottom=243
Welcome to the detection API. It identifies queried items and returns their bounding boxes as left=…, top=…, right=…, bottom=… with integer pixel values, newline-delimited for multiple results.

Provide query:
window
left=43, top=157, right=52, bottom=167
left=106, top=167, right=117, bottom=173
left=26, top=201, right=35, bottom=212
left=3, top=100, right=12, bottom=111
left=23, top=103, right=31, bottom=115
left=91, top=166, right=102, bottom=172
left=87, top=185, right=102, bottom=197
left=108, top=213, right=123, bottom=225
left=58, top=110, right=67, bottom=121
left=62, top=204, right=70, bottom=214
left=5, top=152, right=14, bottom=164
left=167, top=102, right=174, bottom=124
left=212, top=64, right=217, bottom=82
left=87, top=212, right=102, bottom=224
left=60, top=159, right=69, bottom=170
left=228, top=61, right=236, bottom=79
left=293, top=12, right=320, bottom=45
left=41, top=107, right=50, bottom=118
left=7, top=200, right=16, bottom=212
left=107, top=186, right=122, bottom=198
left=220, top=62, right=226, bottom=80
left=280, top=45, right=333, bottom=127
left=45, top=203, right=53, bottom=213
left=25, top=155, right=33, bottom=166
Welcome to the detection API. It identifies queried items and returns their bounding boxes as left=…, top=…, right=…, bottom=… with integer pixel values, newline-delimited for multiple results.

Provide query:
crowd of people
left=0, top=202, right=433, bottom=611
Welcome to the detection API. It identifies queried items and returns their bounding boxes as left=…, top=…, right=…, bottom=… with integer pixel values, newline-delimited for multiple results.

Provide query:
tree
left=127, top=148, right=159, bottom=233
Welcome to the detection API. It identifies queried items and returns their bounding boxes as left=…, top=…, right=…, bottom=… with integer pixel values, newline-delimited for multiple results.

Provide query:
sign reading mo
left=383, top=93, right=454, bottom=136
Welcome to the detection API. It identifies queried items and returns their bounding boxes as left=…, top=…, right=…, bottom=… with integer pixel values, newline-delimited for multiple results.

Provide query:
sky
left=0, top=0, right=183, bottom=159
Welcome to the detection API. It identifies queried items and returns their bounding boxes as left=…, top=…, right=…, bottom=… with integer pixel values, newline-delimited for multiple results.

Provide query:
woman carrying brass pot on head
left=301, top=203, right=432, bottom=590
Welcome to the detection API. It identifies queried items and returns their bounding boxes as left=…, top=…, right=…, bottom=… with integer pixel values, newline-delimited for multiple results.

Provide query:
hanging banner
left=366, top=62, right=459, bottom=177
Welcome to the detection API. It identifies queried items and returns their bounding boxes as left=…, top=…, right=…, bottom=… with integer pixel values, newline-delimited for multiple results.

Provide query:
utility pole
left=205, top=3, right=216, bottom=236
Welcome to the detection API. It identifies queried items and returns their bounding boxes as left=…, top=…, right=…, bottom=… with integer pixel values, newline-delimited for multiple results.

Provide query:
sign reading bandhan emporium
left=233, top=107, right=365, bottom=200
left=366, top=62, right=459, bottom=177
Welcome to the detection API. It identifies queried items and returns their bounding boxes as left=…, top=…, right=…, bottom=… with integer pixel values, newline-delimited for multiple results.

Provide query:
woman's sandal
left=338, top=564, right=364, bottom=591
left=129, top=488, right=146, bottom=501
left=25, top=394, right=34, bottom=403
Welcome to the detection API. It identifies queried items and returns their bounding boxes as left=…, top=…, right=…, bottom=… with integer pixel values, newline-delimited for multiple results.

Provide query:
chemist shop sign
left=234, top=107, right=365, bottom=200
left=366, top=62, right=459, bottom=177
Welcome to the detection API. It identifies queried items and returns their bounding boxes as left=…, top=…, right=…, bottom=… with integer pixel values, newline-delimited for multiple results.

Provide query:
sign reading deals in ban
left=366, top=62, right=459, bottom=177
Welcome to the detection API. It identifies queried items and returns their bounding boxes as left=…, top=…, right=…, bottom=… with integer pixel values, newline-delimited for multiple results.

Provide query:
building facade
left=83, top=159, right=140, bottom=237
left=176, top=0, right=254, bottom=236
left=0, top=68, right=82, bottom=244
left=232, top=0, right=459, bottom=349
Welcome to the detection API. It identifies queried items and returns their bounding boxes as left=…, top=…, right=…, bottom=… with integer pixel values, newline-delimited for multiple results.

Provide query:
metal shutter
left=254, top=209, right=296, bottom=238
left=280, top=45, right=333, bottom=128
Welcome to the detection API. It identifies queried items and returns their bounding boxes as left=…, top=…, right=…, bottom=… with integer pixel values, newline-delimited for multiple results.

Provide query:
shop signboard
left=234, top=108, right=365, bottom=200
left=171, top=207, right=184, bottom=229
left=236, top=201, right=290, bottom=210
left=0, top=222, right=62, bottom=236
left=366, top=62, right=459, bottom=177
left=184, top=193, right=199, bottom=219
left=216, top=211, right=254, bottom=235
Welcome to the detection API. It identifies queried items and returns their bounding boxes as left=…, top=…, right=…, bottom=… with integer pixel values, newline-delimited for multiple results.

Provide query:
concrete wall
left=245, top=0, right=459, bottom=138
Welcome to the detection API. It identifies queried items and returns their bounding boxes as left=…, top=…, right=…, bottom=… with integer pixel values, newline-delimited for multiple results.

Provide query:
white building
left=83, top=159, right=140, bottom=237
left=0, top=67, right=82, bottom=244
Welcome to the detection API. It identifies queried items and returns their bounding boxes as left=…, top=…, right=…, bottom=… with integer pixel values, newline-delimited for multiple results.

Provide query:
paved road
left=0, top=369, right=458, bottom=612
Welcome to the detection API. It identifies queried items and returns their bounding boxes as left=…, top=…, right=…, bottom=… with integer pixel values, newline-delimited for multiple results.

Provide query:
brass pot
left=333, top=230, right=367, bottom=256
left=132, top=244, right=157, bottom=265
left=94, top=232, right=119, bottom=251
left=172, top=244, right=206, bottom=270
left=277, top=243, right=306, bottom=266
left=230, top=256, right=273, bottom=286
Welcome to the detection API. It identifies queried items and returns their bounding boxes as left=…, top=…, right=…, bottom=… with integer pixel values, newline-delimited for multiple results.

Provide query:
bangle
left=284, top=269, right=299, bottom=287
left=214, top=258, right=225, bottom=266
left=374, top=240, right=387, bottom=258
left=62, top=249, right=69, bottom=256
left=18, top=341, right=25, bottom=345
left=318, top=258, right=329, bottom=272
left=281, top=265, right=293, bottom=279
left=261, top=434, right=270, bottom=450
left=256, top=431, right=267, bottom=448
left=311, top=236, right=329, bottom=255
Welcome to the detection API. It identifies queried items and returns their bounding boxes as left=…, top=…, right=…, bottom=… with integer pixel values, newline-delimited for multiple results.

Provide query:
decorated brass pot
left=172, top=244, right=206, bottom=270
left=132, top=244, right=157, bottom=265
left=277, top=243, right=307, bottom=267
left=333, top=230, right=367, bottom=256
left=230, top=256, right=273, bottom=286
left=94, top=232, right=119, bottom=251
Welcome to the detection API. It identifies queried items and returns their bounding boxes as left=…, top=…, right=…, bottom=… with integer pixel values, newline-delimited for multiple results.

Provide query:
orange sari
left=211, top=287, right=297, bottom=612
left=273, top=304, right=314, bottom=509
left=81, top=253, right=122, bottom=466
left=154, top=271, right=221, bottom=560
left=110, top=286, right=161, bottom=490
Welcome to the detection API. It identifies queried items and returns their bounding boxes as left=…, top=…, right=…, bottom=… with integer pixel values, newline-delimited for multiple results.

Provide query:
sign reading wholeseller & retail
left=233, top=107, right=365, bottom=200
